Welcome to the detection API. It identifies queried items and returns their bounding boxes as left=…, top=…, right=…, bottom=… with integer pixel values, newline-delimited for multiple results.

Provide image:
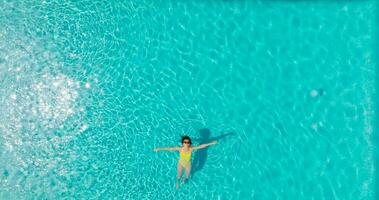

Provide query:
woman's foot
left=183, top=178, right=189, bottom=184
left=176, top=181, right=180, bottom=189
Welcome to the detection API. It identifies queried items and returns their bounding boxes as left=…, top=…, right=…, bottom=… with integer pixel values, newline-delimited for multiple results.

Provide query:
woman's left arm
left=191, top=141, right=218, bottom=150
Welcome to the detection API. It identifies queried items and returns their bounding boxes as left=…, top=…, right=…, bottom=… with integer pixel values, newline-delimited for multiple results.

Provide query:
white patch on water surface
left=28, top=73, right=81, bottom=123
left=10, top=93, right=17, bottom=100
left=310, top=89, right=318, bottom=97
left=1, top=72, right=86, bottom=167
left=80, top=123, right=89, bottom=132
left=311, top=122, right=318, bottom=130
left=0, top=32, right=91, bottom=193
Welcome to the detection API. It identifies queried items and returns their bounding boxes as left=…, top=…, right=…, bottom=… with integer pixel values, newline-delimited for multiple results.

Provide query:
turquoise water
left=0, top=0, right=378, bottom=199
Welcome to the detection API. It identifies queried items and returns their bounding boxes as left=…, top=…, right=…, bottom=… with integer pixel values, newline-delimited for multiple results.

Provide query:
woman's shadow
left=190, top=128, right=234, bottom=179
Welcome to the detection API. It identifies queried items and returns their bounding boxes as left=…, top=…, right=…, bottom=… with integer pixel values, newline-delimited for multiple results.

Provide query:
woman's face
left=183, top=140, right=190, bottom=146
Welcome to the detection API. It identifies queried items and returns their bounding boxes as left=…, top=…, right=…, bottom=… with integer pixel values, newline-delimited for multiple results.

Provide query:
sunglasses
left=183, top=141, right=190, bottom=144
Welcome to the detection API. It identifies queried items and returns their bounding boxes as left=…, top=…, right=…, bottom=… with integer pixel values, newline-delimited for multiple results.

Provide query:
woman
left=154, top=135, right=218, bottom=189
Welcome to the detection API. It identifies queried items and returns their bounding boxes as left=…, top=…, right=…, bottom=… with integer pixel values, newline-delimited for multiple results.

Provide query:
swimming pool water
left=0, top=0, right=378, bottom=199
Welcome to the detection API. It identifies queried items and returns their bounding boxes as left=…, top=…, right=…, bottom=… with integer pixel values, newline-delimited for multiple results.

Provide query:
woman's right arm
left=154, top=147, right=180, bottom=152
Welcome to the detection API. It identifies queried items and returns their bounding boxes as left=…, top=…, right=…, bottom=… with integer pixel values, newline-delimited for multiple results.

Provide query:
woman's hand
left=211, top=140, right=218, bottom=145
left=153, top=148, right=159, bottom=152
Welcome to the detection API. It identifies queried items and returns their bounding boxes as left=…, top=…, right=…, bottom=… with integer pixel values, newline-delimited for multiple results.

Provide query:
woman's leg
left=184, top=162, right=191, bottom=182
left=176, top=162, right=183, bottom=189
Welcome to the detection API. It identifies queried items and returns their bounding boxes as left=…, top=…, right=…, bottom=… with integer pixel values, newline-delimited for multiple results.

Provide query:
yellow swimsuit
left=179, top=149, right=192, bottom=168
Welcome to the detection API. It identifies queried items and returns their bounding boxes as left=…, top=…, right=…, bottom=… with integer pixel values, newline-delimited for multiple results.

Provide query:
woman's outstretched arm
left=191, top=141, right=217, bottom=150
left=154, top=147, right=180, bottom=152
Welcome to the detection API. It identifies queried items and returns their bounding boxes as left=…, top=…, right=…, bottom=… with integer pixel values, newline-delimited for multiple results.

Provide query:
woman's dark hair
left=181, top=135, right=192, bottom=145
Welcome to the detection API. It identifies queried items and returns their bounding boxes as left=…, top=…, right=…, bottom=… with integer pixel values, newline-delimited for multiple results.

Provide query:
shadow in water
left=190, top=128, right=235, bottom=178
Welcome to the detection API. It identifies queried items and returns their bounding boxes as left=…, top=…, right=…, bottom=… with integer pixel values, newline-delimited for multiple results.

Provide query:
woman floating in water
left=154, top=135, right=217, bottom=189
